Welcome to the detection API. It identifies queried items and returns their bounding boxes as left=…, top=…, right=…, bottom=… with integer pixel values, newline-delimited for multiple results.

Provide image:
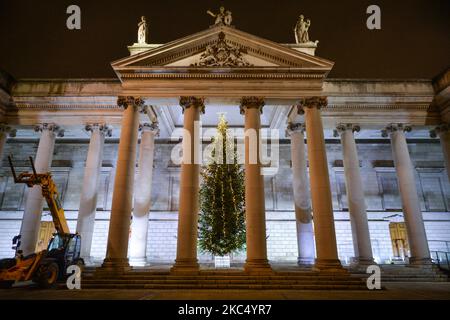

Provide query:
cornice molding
left=118, top=71, right=325, bottom=80
left=324, top=104, right=433, bottom=111
left=432, top=68, right=450, bottom=94
left=14, top=104, right=121, bottom=110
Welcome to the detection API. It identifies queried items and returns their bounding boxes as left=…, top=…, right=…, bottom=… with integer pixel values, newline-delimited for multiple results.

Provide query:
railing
left=429, top=240, right=450, bottom=253
left=431, top=251, right=450, bottom=271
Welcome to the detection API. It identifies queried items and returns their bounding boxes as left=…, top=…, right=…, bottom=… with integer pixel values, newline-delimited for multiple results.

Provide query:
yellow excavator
left=0, top=156, right=83, bottom=288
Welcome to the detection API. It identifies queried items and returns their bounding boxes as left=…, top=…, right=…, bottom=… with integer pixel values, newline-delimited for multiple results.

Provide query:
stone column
left=19, top=123, right=64, bottom=255
left=240, top=96, right=272, bottom=273
left=335, top=124, right=374, bottom=265
left=430, top=123, right=450, bottom=182
left=0, top=124, right=16, bottom=162
left=299, top=97, right=342, bottom=271
left=100, top=96, right=144, bottom=273
left=171, top=97, right=204, bottom=273
left=129, top=122, right=159, bottom=266
left=383, top=124, right=431, bottom=266
left=286, top=122, right=315, bottom=265
left=76, top=124, right=111, bottom=261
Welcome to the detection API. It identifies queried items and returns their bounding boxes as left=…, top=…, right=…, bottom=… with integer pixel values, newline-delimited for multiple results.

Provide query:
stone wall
left=0, top=138, right=449, bottom=264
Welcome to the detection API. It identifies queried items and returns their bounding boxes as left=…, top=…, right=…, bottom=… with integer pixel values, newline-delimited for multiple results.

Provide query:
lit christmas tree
left=198, top=115, right=246, bottom=257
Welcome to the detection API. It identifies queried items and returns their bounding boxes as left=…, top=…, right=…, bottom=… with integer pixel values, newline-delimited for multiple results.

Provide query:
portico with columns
left=101, top=24, right=344, bottom=272
left=0, top=21, right=449, bottom=276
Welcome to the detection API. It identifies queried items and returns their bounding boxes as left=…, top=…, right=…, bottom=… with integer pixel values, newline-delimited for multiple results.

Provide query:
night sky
left=0, top=0, right=449, bottom=79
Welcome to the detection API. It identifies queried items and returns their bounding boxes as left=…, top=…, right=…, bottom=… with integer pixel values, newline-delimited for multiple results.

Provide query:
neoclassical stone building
left=0, top=22, right=449, bottom=273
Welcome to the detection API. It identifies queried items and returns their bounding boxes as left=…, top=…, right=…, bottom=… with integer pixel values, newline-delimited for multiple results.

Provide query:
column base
left=297, top=257, right=315, bottom=266
left=244, top=259, right=273, bottom=274
left=348, top=257, right=377, bottom=272
left=313, top=258, right=346, bottom=272
left=170, top=259, right=200, bottom=274
left=129, top=256, right=148, bottom=267
left=95, top=257, right=131, bottom=276
left=350, top=257, right=376, bottom=267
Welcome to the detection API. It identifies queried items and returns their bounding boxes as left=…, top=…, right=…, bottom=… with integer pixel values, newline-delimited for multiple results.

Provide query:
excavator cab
left=0, top=156, right=84, bottom=289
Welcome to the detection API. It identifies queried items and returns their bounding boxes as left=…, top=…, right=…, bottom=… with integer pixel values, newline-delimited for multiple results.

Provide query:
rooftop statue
left=294, top=14, right=312, bottom=44
left=137, top=16, right=148, bottom=44
left=207, top=6, right=232, bottom=26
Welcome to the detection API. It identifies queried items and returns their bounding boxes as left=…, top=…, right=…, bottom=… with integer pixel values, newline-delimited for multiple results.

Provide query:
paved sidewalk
left=0, top=282, right=449, bottom=300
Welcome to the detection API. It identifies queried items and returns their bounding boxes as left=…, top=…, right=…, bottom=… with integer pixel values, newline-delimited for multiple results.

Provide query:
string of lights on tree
left=198, top=115, right=246, bottom=257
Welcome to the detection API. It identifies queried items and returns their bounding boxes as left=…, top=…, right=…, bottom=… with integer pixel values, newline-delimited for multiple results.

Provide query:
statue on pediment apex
left=207, top=6, right=232, bottom=26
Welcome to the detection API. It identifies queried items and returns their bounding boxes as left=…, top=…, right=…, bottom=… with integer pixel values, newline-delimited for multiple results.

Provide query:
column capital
left=430, top=123, right=449, bottom=138
left=333, top=123, right=360, bottom=137
left=34, top=123, right=64, bottom=137
left=0, top=123, right=17, bottom=137
left=381, top=123, right=411, bottom=138
left=85, top=123, right=112, bottom=137
left=239, top=96, right=265, bottom=114
left=179, top=96, right=205, bottom=114
left=139, top=122, right=160, bottom=136
left=297, top=96, right=328, bottom=114
left=286, top=122, right=305, bottom=137
left=117, top=96, right=145, bottom=111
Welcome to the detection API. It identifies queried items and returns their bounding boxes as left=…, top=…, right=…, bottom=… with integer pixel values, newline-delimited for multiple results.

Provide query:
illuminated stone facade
left=0, top=25, right=448, bottom=270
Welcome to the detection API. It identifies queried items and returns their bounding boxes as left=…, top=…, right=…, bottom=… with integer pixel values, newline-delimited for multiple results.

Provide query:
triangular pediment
left=112, top=25, right=333, bottom=70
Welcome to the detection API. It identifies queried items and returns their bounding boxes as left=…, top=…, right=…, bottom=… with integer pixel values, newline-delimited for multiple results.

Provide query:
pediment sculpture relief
left=192, top=32, right=252, bottom=67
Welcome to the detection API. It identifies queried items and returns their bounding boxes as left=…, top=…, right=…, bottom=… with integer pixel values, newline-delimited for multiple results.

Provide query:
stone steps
left=81, top=269, right=368, bottom=290
left=378, top=277, right=447, bottom=282
left=379, top=274, right=448, bottom=278
left=348, top=265, right=449, bottom=282
left=83, top=276, right=362, bottom=282
left=82, top=279, right=364, bottom=285
left=80, top=284, right=366, bottom=290
left=79, top=265, right=448, bottom=290
left=76, top=279, right=438, bottom=289
left=84, top=275, right=354, bottom=280
left=378, top=272, right=447, bottom=276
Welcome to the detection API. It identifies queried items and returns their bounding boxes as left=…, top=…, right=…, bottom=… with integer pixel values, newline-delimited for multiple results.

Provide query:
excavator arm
left=8, top=156, right=70, bottom=235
